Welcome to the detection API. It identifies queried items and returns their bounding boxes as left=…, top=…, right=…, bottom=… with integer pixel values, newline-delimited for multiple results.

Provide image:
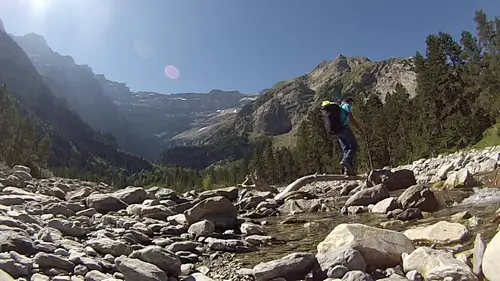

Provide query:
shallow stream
left=235, top=186, right=500, bottom=267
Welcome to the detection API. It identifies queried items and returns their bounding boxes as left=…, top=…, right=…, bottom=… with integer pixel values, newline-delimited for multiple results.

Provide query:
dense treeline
left=158, top=134, right=254, bottom=170
left=0, top=85, right=52, bottom=175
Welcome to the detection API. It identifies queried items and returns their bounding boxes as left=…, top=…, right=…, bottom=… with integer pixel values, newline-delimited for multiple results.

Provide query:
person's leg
left=342, top=127, right=358, bottom=174
left=337, top=132, right=354, bottom=175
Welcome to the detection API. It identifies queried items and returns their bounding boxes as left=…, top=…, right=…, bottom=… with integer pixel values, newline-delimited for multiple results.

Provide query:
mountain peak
left=334, top=54, right=346, bottom=61
left=22, top=33, right=49, bottom=46
left=14, top=33, right=52, bottom=54
left=0, top=18, right=5, bottom=33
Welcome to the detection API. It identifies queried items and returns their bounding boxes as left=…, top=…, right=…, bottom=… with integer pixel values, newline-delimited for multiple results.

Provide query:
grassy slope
left=474, top=122, right=500, bottom=149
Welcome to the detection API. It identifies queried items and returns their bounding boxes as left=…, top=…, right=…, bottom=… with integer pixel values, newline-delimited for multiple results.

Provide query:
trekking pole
left=363, top=131, right=374, bottom=171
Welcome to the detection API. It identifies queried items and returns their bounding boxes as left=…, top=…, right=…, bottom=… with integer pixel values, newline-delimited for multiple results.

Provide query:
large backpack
left=321, top=102, right=347, bottom=135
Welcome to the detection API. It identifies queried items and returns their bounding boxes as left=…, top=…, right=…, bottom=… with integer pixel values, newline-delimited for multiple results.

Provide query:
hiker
left=321, top=97, right=363, bottom=175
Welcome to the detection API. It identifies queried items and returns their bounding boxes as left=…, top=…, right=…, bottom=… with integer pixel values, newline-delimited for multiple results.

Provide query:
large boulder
left=198, top=187, right=239, bottom=202
left=397, top=184, right=440, bottom=212
left=0, top=269, right=14, bottom=281
left=115, top=256, right=167, bottom=281
left=483, top=230, right=500, bottom=281
left=34, top=253, right=75, bottom=271
left=317, top=223, right=415, bottom=269
left=252, top=252, right=319, bottom=281
left=86, top=193, right=128, bottom=213
left=47, top=219, right=88, bottom=237
left=442, top=168, right=476, bottom=189
left=86, top=238, right=132, bottom=257
left=344, top=184, right=389, bottom=207
left=403, top=247, right=477, bottom=281
left=129, top=246, right=181, bottom=277
left=403, top=221, right=469, bottom=244
left=371, top=197, right=398, bottom=214
left=366, top=169, right=416, bottom=191
left=0, top=230, right=36, bottom=255
left=184, top=196, right=237, bottom=229
left=112, top=186, right=148, bottom=204
left=315, top=246, right=366, bottom=279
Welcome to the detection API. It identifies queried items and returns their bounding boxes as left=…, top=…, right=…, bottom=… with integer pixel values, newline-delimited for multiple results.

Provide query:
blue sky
left=1, top=0, right=500, bottom=95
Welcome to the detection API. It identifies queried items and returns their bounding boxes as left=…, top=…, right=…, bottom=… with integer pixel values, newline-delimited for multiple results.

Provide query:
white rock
left=482, top=230, right=500, bottom=281
left=317, top=223, right=414, bottom=268
left=403, top=221, right=469, bottom=244
left=402, top=247, right=476, bottom=281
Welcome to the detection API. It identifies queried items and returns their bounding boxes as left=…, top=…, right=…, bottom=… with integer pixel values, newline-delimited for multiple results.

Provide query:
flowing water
left=234, top=186, right=500, bottom=267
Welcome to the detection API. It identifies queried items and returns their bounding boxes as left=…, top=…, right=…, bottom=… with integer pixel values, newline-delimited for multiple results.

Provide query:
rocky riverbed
left=0, top=146, right=499, bottom=281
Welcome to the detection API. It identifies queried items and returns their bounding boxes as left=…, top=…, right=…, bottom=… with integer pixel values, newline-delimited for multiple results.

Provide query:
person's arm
left=348, top=113, right=363, bottom=133
left=343, top=103, right=363, bottom=133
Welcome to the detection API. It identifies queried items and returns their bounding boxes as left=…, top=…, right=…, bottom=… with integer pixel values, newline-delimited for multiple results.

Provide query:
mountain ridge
left=176, top=54, right=418, bottom=149
left=11, top=32, right=259, bottom=158
left=7, top=30, right=418, bottom=167
left=0, top=24, right=152, bottom=181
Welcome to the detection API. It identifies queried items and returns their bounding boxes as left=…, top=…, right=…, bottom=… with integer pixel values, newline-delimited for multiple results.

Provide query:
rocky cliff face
left=12, top=34, right=131, bottom=150
left=0, top=28, right=150, bottom=173
left=12, top=33, right=255, bottom=158
left=227, top=55, right=417, bottom=140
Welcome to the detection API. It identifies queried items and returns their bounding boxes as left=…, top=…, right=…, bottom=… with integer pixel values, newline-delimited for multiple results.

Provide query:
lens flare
left=165, top=65, right=179, bottom=80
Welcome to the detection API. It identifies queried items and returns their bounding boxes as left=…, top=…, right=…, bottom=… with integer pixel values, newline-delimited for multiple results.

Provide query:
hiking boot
left=340, top=161, right=356, bottom=176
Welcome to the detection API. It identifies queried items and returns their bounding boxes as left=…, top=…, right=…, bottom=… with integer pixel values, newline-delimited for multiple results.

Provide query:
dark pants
left=337, top=126, right=358, bottom=168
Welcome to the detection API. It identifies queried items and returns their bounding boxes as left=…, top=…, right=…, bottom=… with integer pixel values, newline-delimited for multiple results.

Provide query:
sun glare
left=29, top=0, right=50, bottom=11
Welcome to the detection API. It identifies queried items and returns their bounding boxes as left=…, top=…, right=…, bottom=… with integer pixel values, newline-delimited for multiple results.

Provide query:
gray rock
left=115, top=256, right=167, bottom=281
left=86, top=238, right=131, bottom=257
left=240, top=222, right=264, bottom=235
left=198, top=187, right=239, bottom=202
left=0, top=269, right=14, bottom=281
left=113, top=186, right=147, bottom=204
left=0, top=253, right=31, bottom=277
left=371, top=197, right=398, bottom=214
left=86, top=193, right=128, bottom=213
left=34, top=253, right=75, bottom=271
left=327, top=265, right=349, bottom=279
left=244, top=235, right=273, bottom=246
left=341, top=270, right=374, bottom=281
left=397, top=184, right=439, bottom=212
left=184, top=196, right=237, bottom=229
left=406, top=270, right=423, bottom=281
left=43, top=203, right=75, bottom=218
left=473, top=233, right=485, bottom=276
left=73, top=264, right=88, bottom=276
left=345, top=184, right=389, bottom=207
left=253, top=252, right=318, bottom=281
left=30, top=273, right=50, bottom=281
left=0, top=230, right=36, bottom=255
left=167, top=241, right=200, bottom=253
left=47, top=219, right=87, bottom=237
left=76, top=208, right=97, bottom=217
left=84, top=270, right=114, bottom=281
left=366, top=169, right=416, bottom=191
left=129, top=246, right=182, bottom=277
left=483, top=229, right=500, bottom=281
left=205, top=238, right=257, bottom=253
left=395, top=208, right=423, bottom=221
left=188, top=220, right=215, bottom=237
left=316, top=247, right=366, bottom=279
